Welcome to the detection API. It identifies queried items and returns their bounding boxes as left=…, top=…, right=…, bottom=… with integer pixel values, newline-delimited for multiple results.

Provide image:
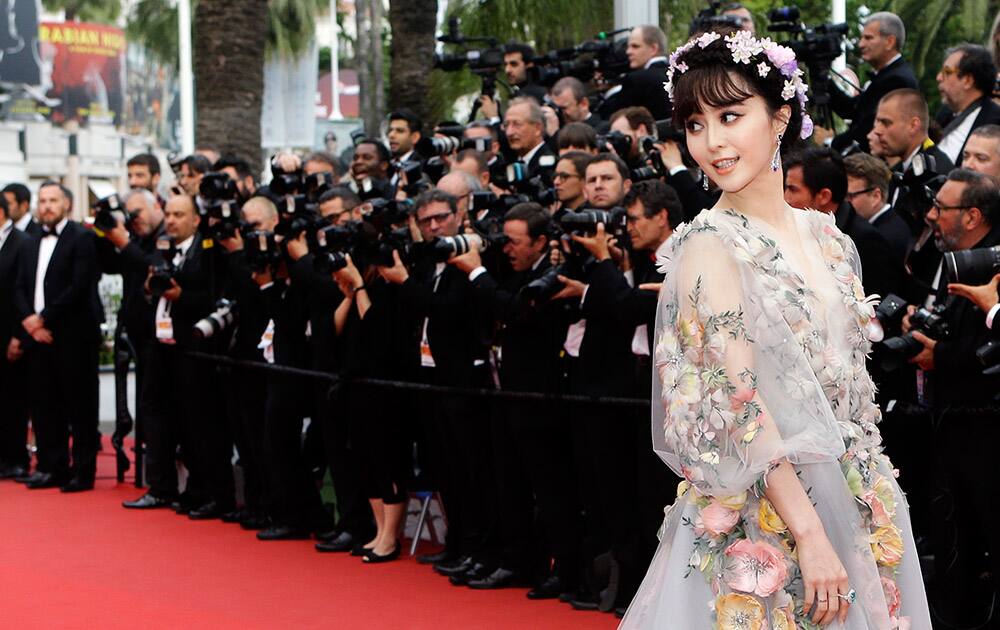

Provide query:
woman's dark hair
left=671, top=35, right=802, bottom=154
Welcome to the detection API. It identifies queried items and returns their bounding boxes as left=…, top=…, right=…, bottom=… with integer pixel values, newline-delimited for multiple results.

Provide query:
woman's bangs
left=672, top=66, right=755, bottom=125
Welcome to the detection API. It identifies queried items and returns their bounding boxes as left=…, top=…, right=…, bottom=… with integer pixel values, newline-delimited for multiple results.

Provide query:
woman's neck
left=715, top=166, right=794, bottom=231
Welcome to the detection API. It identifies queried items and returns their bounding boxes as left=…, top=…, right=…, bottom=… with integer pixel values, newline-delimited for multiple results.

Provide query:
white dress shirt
left=15, top=213, right=33, bottom=232
left=937, top=106, right=981, bottom=164
left=34, top=218, right=68, bottom=314
left=0, top=218, right=12, bottom=251
left=154, top=234, right=195, bottom=331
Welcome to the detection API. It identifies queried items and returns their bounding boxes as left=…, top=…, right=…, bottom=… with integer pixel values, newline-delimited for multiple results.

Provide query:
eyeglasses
left=553, top=172, right=580, bottom=181
left=845, top=186, right=876, bottom=200
left=939, top=66, right=960, bottom=77
left=930, top=200, right=972, bottom=213
left=416, top=211, right=454, bottom=227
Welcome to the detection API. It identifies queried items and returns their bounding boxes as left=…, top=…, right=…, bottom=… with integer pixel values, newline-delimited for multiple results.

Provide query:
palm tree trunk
left=193, top=0, right=268, bottom=170
left=388, top=0, right=437, bottom=125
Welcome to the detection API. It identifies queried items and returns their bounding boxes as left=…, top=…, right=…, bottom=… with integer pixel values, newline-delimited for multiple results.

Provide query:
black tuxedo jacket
left=399, top=259, right=490, bottom=387
left=602, top=61, right=672, bottom=120
left=0, top=226, right=27, bottom=349
left=833, top=202, right=902, bottom=300
left=21, top=219, right=42, bottom=236
left=471, top=257, right=570, bottom=393
left=524, top=142, right=558, bottom=180
left=937, top=97, right=1000, bottom=167
left=97, top=223, right=166, bottom=342
left=585, top=252, right=664, bottom=372
left=831, top=57, right=918, bottom=153
left=888, top=144, right=954, bottom=236
left=871, top=207, right=912, bottom=265
left=511, top=82, right=548, bottom=105
left=667, top=168, right=719, bottom=223
left=14, top=220, right=102, bottom=344
left=150, top=237, right=216, bottom=348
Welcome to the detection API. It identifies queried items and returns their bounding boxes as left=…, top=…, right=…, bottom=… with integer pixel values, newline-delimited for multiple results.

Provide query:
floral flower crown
left=664, top=30, right=814, bottom=140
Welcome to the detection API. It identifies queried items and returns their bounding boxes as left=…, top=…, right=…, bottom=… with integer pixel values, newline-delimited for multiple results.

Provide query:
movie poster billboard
left=37, top=21, right=126, bottom=125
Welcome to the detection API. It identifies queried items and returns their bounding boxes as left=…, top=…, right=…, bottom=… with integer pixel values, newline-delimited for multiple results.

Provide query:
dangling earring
left=770, top=133, right=783, bottom=172
left=703, top=173, right=710, bottom=191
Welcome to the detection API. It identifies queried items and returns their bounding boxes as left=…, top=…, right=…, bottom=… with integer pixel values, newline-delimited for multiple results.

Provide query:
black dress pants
left=0, top=353, right=30, bottom=469
left=492, top=396, right=581, bottom=582
left=263, top=373, right=326, bottom=529
left=224, top=365, right=269, bottom=514
left=320, top=382, right=374, bottom=537
left=140, top=341, right=232, bottom=503
left=26, top=335, right=99, bottom=481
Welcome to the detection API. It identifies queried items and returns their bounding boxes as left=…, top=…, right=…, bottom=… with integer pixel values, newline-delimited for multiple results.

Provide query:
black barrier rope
left=185, top=350, right=651, bottom=409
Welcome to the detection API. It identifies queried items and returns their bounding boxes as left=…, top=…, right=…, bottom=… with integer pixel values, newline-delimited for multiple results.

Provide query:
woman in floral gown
left=620, top=31, right=931, bottom=629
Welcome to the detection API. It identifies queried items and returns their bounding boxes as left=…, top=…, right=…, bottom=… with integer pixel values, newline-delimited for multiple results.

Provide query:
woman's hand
left=797, top=531, right=851, bottom=626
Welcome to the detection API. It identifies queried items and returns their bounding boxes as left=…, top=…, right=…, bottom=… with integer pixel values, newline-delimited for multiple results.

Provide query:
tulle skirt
left=620, top=459, right=932, bottom=629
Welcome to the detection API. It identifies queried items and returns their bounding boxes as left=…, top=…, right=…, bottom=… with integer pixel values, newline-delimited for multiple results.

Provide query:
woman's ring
left=837, top=589, right=857, bottom=605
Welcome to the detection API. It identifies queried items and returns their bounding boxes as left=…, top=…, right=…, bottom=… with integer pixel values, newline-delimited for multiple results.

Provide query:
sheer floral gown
left=620, top=208, right=931, bottom=629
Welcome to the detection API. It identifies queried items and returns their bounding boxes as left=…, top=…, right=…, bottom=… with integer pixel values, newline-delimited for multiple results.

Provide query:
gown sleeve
left=651, top=221, right=846, bottom=499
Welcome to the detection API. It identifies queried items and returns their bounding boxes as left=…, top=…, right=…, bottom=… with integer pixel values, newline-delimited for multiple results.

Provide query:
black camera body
left=148, top=235, right=178, bottom=298
left=93, top=193, right=132, bottom=233
left=243, top=229, right=282, bottom=273
left=944, top=245, right=1000, bottom=286
left=199, top=172, right=245, bottom=240
left=193, top=298, right=237, bottom=340
left=879, top=299, right=951, bottom=372
left=597, top=130, right=632, bottom=158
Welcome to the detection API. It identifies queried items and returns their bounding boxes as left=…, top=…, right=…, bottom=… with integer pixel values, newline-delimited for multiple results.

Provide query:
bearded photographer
left=379, top=189, right=496, bottom=579
left=123, top=195, right=233, bottom=515
left=902, top=168, right=1000, bottom=627
left=445, top=202, right=581, bottom=595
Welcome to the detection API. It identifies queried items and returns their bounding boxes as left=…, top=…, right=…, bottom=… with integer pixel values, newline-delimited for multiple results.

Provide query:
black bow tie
left=42, top=225, right=61, bottom=238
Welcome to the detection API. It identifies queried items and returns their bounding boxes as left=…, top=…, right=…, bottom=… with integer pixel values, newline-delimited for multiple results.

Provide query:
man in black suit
left=551, top=77, right=605, bottom=132
left=387, top=109, right=423, bottom=189
left=906, top=169, right=1000, bottom=627
left=550, top=153, right=638, bottom=611
left=600, top=25, right=671, bottom=121
left=935, top=44, right=1000, bottom=167
left=123, top=195, right=232, bottom=512
left=13, top=181, right=101, bottom=492
left=573, top=180, right=683, bottom=614
left=784, top=148, right=903, bottom=300
left=2, top=183, right=39, bottom=234
left=830, top=12, right=917, bottom=153
left=503, top=97, right=557, bottom=179
left=844, top=152, right=912, bottom=264
left=502, top=42, right=548, bottom=105
left=379, top=189, right=496, bottom=579
left=448, top=203, right=580, bottom=595
left=0, top=193, right=30, bottom=479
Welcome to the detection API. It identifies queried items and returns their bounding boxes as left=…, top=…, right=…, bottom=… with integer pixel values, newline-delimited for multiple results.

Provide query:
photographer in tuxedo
left=0, top=194, right=30, bottom=479
left=13, top=182, right=102, bottom=492
left=379, top=189, right=496, bottom=580
left=448, top=202, right=581, bottom=597
left=123, top=195, right=232, bottom=513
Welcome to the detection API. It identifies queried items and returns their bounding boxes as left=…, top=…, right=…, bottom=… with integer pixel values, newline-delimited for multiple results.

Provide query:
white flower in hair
left=757, top=62, right=771, bottom=78
left=696, top=31, right=721, bottom=48
left=781, top=79, right=797, bottom=101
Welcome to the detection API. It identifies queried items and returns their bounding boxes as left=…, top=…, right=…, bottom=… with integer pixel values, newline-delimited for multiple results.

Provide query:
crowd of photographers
left=1, top=5, right=1000, bottom=625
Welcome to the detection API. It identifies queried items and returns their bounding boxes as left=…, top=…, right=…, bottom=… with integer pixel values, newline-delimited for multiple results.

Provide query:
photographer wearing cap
left=828, top=12, right=918, bottom=153
left=380, top=189, right=496, bottom=579
left=903, top=168, right=1000, bottom=627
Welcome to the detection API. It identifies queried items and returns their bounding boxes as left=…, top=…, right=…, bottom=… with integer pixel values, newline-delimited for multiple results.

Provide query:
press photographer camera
left=193, top=298, right=237, bottom=340
left=198, top=172, right=245, bottom=240
left=874, top=293, right=951, bottom=372
left=92, top=193, right=132, bottom=233
left=148, top=235, right=178, bottom=298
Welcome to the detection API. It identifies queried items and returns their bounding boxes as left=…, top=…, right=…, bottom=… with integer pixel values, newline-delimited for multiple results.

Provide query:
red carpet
left=0, top=448, right=620, bottom=630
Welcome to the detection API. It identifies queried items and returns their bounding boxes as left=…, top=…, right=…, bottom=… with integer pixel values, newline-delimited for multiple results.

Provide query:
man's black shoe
left=60, top=478, right=94, bottom=493
left=467, top=567, right=527, bottom=590
left=188, top=501, right=228, bottom=520
left=448, top=562, right=492, bottom=586
left=26, top=473, right=68, bottom=489
left=433, top=555, right=473, bottom=576
left=123, top=493, right=174, bottom=509
left=527, top=575, right=571, bottom=600
left=569, top=596, right=600, bottom=611
left=0, top=465, right=27, bottom=480
left=314, top=530, right=354, bottom=551
left=257, top=524, right=311, bottom=541
left=416, top=549, right=456, bottom=565
left=15, top=471, right=44, bottom=485
left=240, top=515, right=270, bottom=530
left=221, top=509, right=248, bottom=523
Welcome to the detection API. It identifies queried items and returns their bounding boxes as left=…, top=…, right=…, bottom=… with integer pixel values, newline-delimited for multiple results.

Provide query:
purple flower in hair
left=764, top=45, right=797, bottom=77
left=800, top=114, right=815, bottom=139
